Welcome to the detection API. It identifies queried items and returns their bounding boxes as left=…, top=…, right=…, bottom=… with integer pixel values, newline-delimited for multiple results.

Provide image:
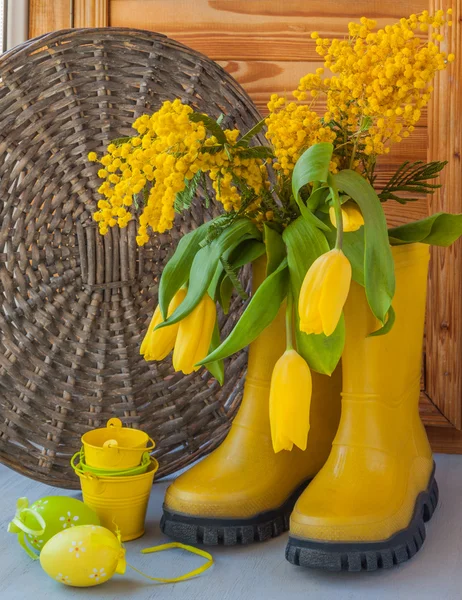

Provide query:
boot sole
left=161, top=479, right=310, bottom=546
left=286, top=469, right=438, bottom=572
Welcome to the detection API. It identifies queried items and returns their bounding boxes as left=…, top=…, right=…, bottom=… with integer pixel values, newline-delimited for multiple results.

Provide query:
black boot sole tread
left=161, top=479, right=310, bottom=546
left=285, top=470, right=439, bottom=572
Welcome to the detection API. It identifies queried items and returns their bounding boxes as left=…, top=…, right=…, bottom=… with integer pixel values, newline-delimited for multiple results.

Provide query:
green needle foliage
left=379, top=160, right=447, bottom=204
left=220, top=257, right=248, bottom=301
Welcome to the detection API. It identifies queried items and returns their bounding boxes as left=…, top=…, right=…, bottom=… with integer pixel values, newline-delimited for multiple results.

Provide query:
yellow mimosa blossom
left=295, top=11, right=454, bottom=158
left=329, top=201, right=364, bottom=232
left=140, top=289, right=187, bottom=361
left=90, top=12, right=455, bottom=247
left=265, top=95, right=337, bottom=175
left=269, top=349, right=312, bottom=453
left=299, top=249, right=352, bottom=336
left=173, top=293, right=217, bottom=375
left=91, top=100, right=270, bottom=243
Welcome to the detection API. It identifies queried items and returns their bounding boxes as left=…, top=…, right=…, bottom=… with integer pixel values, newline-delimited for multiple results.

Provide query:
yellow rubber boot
left=161, top=257, right=341, bottom=545
left=287, top=243, right=438, bottom=571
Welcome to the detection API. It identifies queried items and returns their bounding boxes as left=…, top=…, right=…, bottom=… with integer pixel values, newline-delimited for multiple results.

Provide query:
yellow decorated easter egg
left=40, top=525, right=126, bottom=587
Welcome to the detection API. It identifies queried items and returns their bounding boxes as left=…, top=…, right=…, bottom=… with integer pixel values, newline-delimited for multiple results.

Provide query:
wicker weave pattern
left=0, top=28, right=263, bottom=489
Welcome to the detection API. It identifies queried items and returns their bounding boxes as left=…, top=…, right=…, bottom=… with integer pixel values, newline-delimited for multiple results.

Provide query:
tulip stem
left=285, top=290, right=294, bottom=350
left=328, top=177, right=344, bottom=250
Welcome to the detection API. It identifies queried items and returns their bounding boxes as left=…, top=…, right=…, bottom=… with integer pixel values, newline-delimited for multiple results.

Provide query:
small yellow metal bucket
left=74, top=457, right=159, bottom=541
left=81, top=418, right=155, bottom=470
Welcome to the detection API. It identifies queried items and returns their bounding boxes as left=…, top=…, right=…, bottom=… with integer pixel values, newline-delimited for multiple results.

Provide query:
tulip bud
left=299, top=249, right=352, bottom=336
left=329, top=201, right=364, bottom=232
left=269, top=349, right=312, bottom=453
left=140, top=289, right=187, bottom=361
left=173, top=293, right=217, bottom=375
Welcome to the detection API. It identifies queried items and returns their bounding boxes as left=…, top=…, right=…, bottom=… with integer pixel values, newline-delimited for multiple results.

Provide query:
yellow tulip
left=173, top=293, right=217, bottom=375
left=140, top=289, right=187, bottom=361
left=269, top=349, right=312, bottom=453
left=329, top=201, right=364, bottom=232
left=299, top=249, right=352, bottom=336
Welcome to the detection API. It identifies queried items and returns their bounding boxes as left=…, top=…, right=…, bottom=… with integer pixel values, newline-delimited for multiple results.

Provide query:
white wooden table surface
left=0, top=453, right=461, bottom=600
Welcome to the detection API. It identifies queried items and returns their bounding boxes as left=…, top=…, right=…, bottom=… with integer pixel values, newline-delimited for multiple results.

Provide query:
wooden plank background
left=29, top=0, right=71, bottom=38
left=426, top=0, right=462, bottom=430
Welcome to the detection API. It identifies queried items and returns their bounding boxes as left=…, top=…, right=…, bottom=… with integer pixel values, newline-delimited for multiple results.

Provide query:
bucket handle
left=71, top=451, right=159, bottom=479
left=106, top=418, right=156, bottom=452
left=70, top=451, right=94, bottom=480
left=145, top=437, right=156, bottom=452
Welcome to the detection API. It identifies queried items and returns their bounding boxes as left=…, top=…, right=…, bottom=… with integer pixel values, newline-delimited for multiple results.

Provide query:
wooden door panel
left=426, top=0, right=462, bottom=435
left=29, top=0, right=71, bottom=38
left=28, top=0, right=462, bottom=451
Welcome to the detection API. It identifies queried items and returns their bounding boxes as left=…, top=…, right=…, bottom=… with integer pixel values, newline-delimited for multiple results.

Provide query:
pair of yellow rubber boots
left=161, top=244, right=438, bottom=572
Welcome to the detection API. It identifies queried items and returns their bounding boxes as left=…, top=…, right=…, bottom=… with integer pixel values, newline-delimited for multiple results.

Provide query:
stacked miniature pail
left=72, top=418, right=158, bottom=541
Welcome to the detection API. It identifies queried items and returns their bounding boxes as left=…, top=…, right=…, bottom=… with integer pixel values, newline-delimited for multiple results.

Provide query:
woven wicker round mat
left=0, top=28, right=264, bottom=489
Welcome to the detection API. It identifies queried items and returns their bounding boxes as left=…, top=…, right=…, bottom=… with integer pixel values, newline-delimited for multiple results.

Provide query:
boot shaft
left=338, top=243, right=431, bottom=458
left=343, top=243, right=430, bottom=401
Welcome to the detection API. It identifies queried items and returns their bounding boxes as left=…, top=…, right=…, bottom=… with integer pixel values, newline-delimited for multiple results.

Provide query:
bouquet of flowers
left=89, top=9, right=461, bottom=453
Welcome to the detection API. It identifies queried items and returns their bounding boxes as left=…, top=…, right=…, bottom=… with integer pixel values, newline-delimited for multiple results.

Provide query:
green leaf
left=368, top=306, right=395, bottom=338
left=237, top=146, right=274, bottom=160
left=200, top=213, right=235, bottom=246
left=158, top=221, right=212, bottom=318
left=189, top=112, right=227, bottom=145
left=111, top=136, right=132, bottom=146
left=174, top=171, right=202, bottom=212
left=158, top=219, right=261, bottom=328
left=236, top=118, right=267, bottom=147
left=204, top=321, right=225, bottom=384
left=359, top=115, right=373, bottom=131
left=388, top=213, right=462, bottom=247
left=229, top=239, right=266, bottom=268
left=307, top=185, right=329, bottom=211
left=217, top=240, right=266, bottom=312
left=207, top=234, right=259, bottom=300
left=334, top=169, right=395, bottom=324
left=292, top=143, right=334, bottom=198
left=221, top=258, right=248, bottom=300
left=264, top=224, right=286, bottom=276
left=197, top=258, right=289, bottom=364
left=208, top=261, right=226, bottom=301
left=220, top=275, right=235, bottom=314
left=292, top=143, right=333, bottom=232
left=282, top=216, right=344, bottom=375
left=200, top=145, right=225, bottom=155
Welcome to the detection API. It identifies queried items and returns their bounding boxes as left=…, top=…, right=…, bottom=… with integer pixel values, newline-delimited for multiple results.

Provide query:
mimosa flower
left=299, top=249, right=352, bottom=336
left=173, top=293, right=217, bottom=374
left=269, top=349, right=312, bottom=453
left=140, top=288, right=187, bottom=361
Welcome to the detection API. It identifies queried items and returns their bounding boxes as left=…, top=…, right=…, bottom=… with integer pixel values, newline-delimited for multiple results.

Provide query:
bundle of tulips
left=89, top=9, right=461, bottom=454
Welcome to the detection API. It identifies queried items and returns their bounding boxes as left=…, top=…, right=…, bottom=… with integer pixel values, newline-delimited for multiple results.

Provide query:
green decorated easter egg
left=8, top=496, right=100, bottom=557
left=40, top=525, right=126, bottom=587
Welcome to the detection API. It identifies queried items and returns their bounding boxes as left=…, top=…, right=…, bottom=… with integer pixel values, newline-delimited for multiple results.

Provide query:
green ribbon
left=8, top=498, right=46, bottom=561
